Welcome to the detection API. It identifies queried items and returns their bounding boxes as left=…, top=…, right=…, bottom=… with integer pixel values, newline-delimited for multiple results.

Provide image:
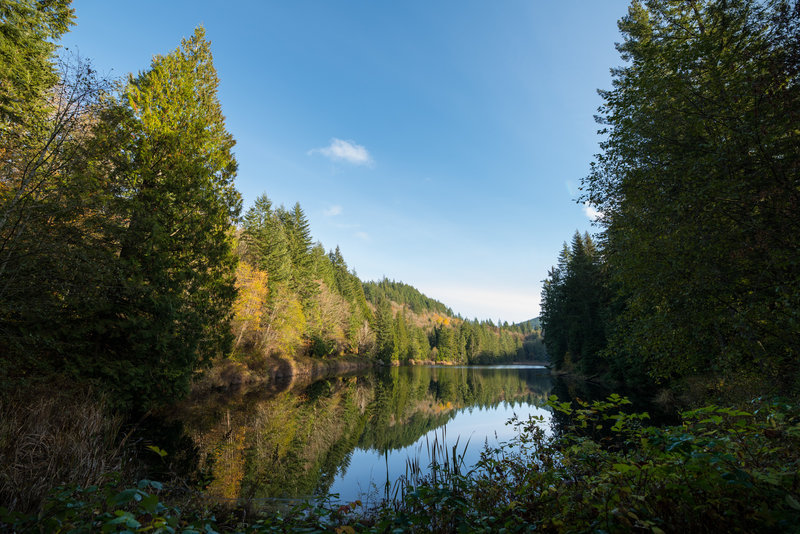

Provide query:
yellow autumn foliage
left=231, top=263, right=268, bottom=349
left=264, top=286, right=306, bottom=356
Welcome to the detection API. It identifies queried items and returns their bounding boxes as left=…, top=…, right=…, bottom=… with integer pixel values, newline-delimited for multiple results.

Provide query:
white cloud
left=324, top=205, right=343, bottom=217
left=355, top=231, right=370, bottom=241
left=309, top=138, right=373, bottom=166
left=582, top=201, right=604, bottom=220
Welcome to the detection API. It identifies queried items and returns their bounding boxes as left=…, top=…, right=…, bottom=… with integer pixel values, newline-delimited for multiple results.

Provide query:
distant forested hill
left=363, top=278, right=452, bottom=316
left=514, top=317, right=541, bottom=332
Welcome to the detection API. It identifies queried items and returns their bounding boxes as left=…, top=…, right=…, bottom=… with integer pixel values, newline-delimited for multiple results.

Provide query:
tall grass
left=0, top=386, right=125, bottom=513
left=388, top=426, right=471, bottom=503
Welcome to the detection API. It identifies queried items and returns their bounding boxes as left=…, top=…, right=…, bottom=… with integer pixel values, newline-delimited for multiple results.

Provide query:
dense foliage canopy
left=0, top=23, right=242, bottom=411
left=543, top=0, right=800, bottom=395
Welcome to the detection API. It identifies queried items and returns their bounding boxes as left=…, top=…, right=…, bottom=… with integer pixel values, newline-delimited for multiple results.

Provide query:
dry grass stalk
left=0, top=386, right=125, bottom=513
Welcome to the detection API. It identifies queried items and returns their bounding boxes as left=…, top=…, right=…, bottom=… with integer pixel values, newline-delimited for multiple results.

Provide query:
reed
left=0, top=386, right=125, bottom=513
left=389, top=426, right=472, bottom=504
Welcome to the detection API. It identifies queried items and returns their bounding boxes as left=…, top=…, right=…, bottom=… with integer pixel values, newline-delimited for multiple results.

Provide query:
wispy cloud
left=565, top=180, right=579, bottom=197
left=324, top=205, right=343, bottom=217
left=582, top=201, right=604, bottom=220
left=355, top=231, right=370, bottom=241
left=309, top=138, right=373, bottom=166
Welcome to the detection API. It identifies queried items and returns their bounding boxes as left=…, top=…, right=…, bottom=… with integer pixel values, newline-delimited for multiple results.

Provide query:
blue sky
left=61, top=1, right=631, bottom=323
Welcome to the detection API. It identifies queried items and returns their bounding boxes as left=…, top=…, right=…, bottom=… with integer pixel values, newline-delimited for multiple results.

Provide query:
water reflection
left=173, top=365, right=555, bottom=504
left=333, top=366, right=553, bottom=503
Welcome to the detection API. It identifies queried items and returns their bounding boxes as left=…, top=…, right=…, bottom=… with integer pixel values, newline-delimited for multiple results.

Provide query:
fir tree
left=105, top=27, right=241, bottom=410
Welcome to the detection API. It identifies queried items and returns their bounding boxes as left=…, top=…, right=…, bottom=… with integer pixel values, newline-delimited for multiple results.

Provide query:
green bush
left=369, top=395, right=800, bottom=533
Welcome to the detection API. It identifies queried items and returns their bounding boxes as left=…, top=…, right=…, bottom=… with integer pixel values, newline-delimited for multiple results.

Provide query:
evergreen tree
left=583, top=0, right=800, bottom=388
left=280, top=202, right=317, bottom=304
left=102, top=27, right=241, bottom=410
left=392, top=309, right=410, bottom=362
left=434, top=326, right=456, bottom=362
left=311, top=243, right=336, bottom=290
left=241, top=194, right=291, bottom=290
left=0, top=0, right=73, bottom=126
left=540, top=244, right=570, bottom=369
left=374, top=299, right=394, bottom=364
left=287, top=203, right=313, bottom=268
left=540, top=232, right=609, bottom=374
left=462, top=322, right=478, bottom=363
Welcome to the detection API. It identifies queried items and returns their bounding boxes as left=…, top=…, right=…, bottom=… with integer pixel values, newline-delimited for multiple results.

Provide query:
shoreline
left=192, top=355, right=552, bottom=396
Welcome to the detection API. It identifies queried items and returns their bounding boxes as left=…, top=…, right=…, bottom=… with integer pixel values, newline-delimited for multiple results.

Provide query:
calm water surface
left=173, top=364, right=610, bottom=505
left=328, top=365, right=552, bottom=502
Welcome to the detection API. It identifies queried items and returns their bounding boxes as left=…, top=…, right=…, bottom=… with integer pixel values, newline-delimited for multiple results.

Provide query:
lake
left=169, top=364, right=614, bottom=506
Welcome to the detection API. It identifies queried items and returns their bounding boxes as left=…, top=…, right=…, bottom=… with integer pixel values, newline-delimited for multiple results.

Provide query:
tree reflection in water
left=172, top=365, right=556, bottom=504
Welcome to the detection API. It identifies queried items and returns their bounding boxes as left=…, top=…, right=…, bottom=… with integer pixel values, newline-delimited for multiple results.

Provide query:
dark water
left=165, top=365, right=659, bottom=506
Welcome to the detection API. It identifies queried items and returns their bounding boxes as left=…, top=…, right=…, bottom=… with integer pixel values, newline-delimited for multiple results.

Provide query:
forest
left=541, top=0, right=800, bottom=402
left=232, top=193, right=542, bottom=369
left=2, top=0, right=799, bottom=532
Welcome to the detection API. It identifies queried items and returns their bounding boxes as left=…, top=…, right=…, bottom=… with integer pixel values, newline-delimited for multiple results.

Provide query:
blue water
left=326, top=365, right=553, bottom=504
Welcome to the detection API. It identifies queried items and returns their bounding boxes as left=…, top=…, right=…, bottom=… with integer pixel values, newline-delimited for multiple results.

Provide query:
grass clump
left=0, top=385, right=126, bottom=514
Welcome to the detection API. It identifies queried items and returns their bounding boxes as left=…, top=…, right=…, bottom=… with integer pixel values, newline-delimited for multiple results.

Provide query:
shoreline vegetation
left=2, top=0, right=799, bottom=531
left=193, top=355, right=550, bottom=395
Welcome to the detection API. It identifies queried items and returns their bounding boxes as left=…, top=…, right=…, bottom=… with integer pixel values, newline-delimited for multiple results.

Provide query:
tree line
left=541, top=0, right=800, bottom=395
left=363, top=279, right=453, bottom=316
left=232, top=194, right=540, bottom=366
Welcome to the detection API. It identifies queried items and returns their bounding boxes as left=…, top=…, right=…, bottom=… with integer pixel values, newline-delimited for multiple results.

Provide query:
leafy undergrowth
left=3, top=396, right=799, bottom=533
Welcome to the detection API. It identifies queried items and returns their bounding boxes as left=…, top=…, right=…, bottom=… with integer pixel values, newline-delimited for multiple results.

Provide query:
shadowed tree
left=583, top=0, right=800, bottom=388
left=96, top=27, right=241, bottom=410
